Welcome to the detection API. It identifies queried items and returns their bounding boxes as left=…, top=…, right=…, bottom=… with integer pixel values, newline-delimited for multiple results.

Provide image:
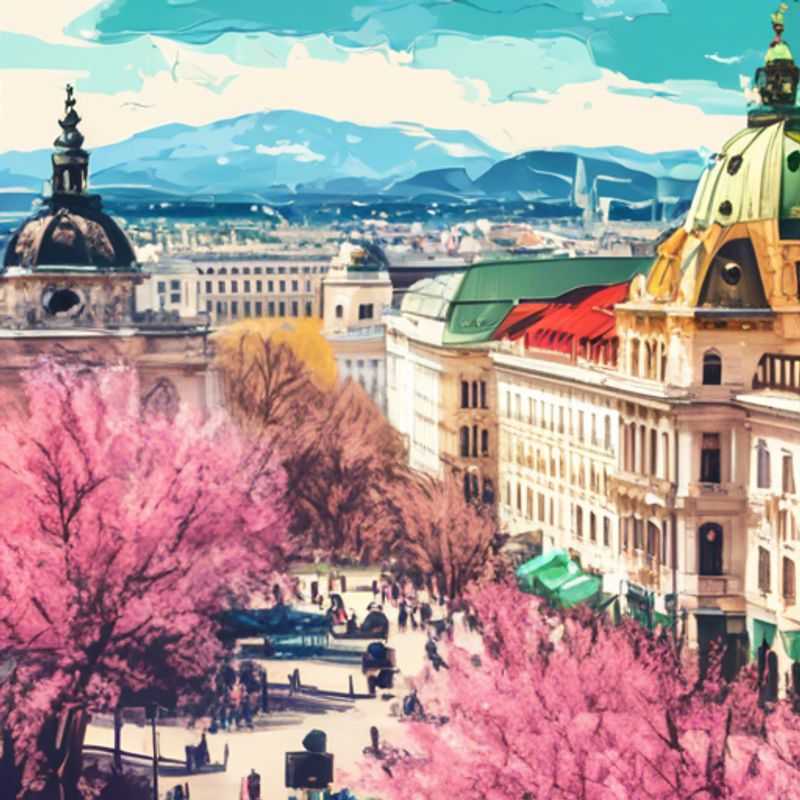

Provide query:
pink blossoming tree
left=357, top=582, right=800, bottom=800
left=0, top=362, right=291, bottom=797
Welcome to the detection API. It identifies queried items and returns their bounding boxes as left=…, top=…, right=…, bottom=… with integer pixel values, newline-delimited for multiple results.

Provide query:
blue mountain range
left=0, top=109, right=706, bottom=210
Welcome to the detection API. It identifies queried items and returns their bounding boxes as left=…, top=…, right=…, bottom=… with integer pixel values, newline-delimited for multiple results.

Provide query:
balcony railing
left=684, top=574, right=743, bottom=597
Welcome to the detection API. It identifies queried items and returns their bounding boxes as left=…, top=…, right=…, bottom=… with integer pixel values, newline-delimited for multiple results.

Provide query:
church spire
left=51, top=84, right=89, bottom=196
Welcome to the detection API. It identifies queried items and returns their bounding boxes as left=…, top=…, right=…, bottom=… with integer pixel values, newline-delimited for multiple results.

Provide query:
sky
left=0, top=1, right=787, bottom=155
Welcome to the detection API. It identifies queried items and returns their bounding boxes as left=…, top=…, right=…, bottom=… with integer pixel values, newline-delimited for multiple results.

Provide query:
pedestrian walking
left=246, top=768, right=261, bottom=800
left=410, top=605, right=418, bottom=631
left=391, top=581, right=400, bottom=606
left=381, top=582, right=388, bottom=605
left=371, top=578, right=379, bottom=599
left=398, top=601, right=408, bottom=632
left=425, top=634, right=448, bottom=671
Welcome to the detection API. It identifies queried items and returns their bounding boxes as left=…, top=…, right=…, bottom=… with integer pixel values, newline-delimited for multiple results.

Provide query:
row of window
left=461, top=380, right=488, bottom=410
left=198, top=265, right=325, bottom=276
left=755, top=440, right=797, bottom=494
left=758, top=547, right=797, bottom=602
left=504, top=481, right=563, bottom=530
left=343, top=359, right=380, bottom=371
left=620, top=422, right=671, bottom=479
left=464, top=474, right=494, bottom=504
left=575, top=506, right=613, bottom=548
left=503, top=391, right=613, bottom=451
left=208, top=300, right=314, bottom=319
left=206, top=279, right=312, bottom=294
left=503, top=435, right=610, bottom=494
left=459, top=426, right=490, bottom=458
left=620, top=517, right=668, bottom=564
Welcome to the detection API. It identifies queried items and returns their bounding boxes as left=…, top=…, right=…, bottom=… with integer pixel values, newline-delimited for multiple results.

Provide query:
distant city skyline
left=0, top=2, right=780, bottom=155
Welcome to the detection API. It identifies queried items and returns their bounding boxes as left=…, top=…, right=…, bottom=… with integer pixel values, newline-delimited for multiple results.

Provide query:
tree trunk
left=113, top=709, right=123, bottom=773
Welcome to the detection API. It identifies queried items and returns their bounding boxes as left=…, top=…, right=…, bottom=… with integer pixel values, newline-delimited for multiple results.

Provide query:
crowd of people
left=208, top=660, right=267, bottom=733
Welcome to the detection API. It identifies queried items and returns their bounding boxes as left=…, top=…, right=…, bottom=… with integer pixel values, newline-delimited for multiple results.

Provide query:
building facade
left=322, top=242, right=393, bottom=413
left=0, top=88, right=220, bottom=413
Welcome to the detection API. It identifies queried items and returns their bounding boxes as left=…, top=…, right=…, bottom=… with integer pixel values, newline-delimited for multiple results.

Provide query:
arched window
left=471, top=425, right=478, bottom=458
left=631, top=338, right=640, bottom=377
left=699, top=522, right=724, bottom=576
left=471, top=381, right=478, bottom=408
left=219, top=267, right=227, bottom=275
left=232, top=267, right=239, bottom=274
left=703, top=351, right=722, bottom=385
left=335, top=304, right=343, bottom=319
left=459, top=426, right=469, bottom=458
left=482, top=479, right=494, bottom=505
left=481, top=429, right=489, bottom=456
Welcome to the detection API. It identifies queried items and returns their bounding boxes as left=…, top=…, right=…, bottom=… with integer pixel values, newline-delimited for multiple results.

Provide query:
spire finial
left=51, top=84, right=88, bottom=195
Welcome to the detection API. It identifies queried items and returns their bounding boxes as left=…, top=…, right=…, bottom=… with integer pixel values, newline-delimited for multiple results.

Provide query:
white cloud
left=255, top=142, right=326, bottom=162
left=705, top=52, right=744, bottom=65
left=345, top=134, right=362, bottom=144
left=216, top=155, right=229, bottom=165
left=0, top=0, right=101, bottom=46
left=0, top=37, right=744, bottom=156
left=414, top=139, right=491, bottom=159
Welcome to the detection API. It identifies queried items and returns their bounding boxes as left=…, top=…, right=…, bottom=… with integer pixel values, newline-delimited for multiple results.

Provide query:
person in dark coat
left=347, top=612, right=359, bottom=634
left=371, top=579, right=379, bottom=599
left=398, top=601, right=408, bottom=632
left=246, top=768, right=261, bottom=800
left=425, top=634, right=448, bottom=671
left=409, top=605, right=418, bottom=631
left=420, top=602, right=433, bottom=626
left=391, top=582, right=400, bottom=606
left=196, top=732, right=209, bottom=767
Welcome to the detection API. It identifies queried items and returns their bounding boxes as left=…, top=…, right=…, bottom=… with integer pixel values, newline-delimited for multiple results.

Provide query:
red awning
left=492, top=302, right=551, bottom=341
left=499, top=282, right=630, bottom=355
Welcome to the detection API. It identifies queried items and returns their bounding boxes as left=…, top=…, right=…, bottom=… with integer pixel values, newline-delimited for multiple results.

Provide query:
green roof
left=400, top=271, right=465, bottom=320
left=554, top=573, right=602, bottom=609
left=442, top=256, right=652, bottom=345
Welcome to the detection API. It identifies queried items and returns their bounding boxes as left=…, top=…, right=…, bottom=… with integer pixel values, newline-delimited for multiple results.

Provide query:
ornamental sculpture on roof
left=757, top=3, right=800, bottom=106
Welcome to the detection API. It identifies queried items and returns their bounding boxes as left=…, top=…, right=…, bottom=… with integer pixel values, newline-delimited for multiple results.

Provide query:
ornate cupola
left=752, top=3, right=800, bottom=125
left=51, top=84, right=89, bottom=196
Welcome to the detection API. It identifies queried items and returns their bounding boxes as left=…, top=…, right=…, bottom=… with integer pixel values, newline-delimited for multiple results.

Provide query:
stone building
left=0, top=87, right=220, bottom=411
left=322, top=242, right=393, bottom=413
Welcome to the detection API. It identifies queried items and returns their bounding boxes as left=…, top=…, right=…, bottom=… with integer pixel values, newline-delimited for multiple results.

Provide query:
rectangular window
left=279, top=280, right=286, bottom=292
left=480, top=381, right=487, bottom=409
left=244, top=280, right=251, bottom=293
left=216, top=301, right=224, bottom=316
left=205, top=280, right=212, bottom=293
left=256, top=280, right=263, bottom=292
left=358, top=303, right=374, bottom=320
left=481, top=429, right=489, bottom=456
left=268, top=280, right=274, bottom=292
left=157, top=281, right=166, bottom=293
left=634, top=518, right=644, bottom=551
left=784, top=557, right=796, bottom=602
left=700, top=433, right=721, bottom=484
left=646, top=522, right=659, bottom=559
left=291, top=301, right=299, bottom=317
left=255, top=301, right=262, bottom=316
left=291, top=280, right=299, bottom=292
left=461, top=381, right=469, bottom=409
left=575, top=506, right=583, bottom=539
left=305, top=302, right=313, bottom=316
left=206, top=300, right=212, bottom=314
left=231, top=281, right=239, bottom=293
left=526, top=488, right=533, bottom=520
left=783, top=452, right=796, bottom=494
left=505, top=391, right=511, bottom=418
left=254, top=267, right=262, bottom=275
left=231, top=301, right=239, bottom=317
left=305, top=280, right=311, bottom=292
left=759, top=546, right=771, bottom=593
left=279, top=301, right=286, bottom=316
left=169, top=293, right=180, bottom=304
left=218, top=281, right=226, bottom=293
left=244, top=301, right=252, bottom=316
left=589, top=512, right=597, bottom=542
left=603, top=517, right=610, bottom=547
left=170, top=280, right=180, bottom=290
left=757, top=441, right=771, bottom=489
left=267, top=301, right=275, bottom=317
